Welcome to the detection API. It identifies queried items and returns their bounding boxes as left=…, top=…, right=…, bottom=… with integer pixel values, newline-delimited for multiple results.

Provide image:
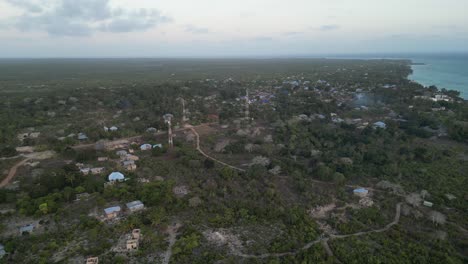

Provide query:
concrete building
left=104, top=206, right=121, bottom=219
left=353, top=188, right=369, bottom=197
left=126, top=200, right=144, bottom=212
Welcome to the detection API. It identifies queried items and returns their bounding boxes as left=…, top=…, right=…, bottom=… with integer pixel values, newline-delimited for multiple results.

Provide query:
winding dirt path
left=162, top=223, right=181, bottom=264
left=232, top=203, right=402, bottom=259
left=0, top=158, right=30, bottom=188
left=188, top=126, right=245, bottom=172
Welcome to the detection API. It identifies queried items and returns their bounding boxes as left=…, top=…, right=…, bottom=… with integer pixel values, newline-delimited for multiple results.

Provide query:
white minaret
left=163, top=113, right=174, bottom=148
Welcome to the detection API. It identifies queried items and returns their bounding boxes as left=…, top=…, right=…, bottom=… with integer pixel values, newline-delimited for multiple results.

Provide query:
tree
left=39, top=203, right=48, bottom=215
left=332, top=172, right=346, bottom=185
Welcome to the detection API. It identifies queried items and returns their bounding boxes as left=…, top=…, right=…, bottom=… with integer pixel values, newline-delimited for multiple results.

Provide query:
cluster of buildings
left=77, top=163, right=105, bottom=175
left=103, top=200, right=145, bottom=220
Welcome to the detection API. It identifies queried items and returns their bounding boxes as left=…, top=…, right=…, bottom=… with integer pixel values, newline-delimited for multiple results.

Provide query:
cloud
left=283, top=31, right=303, bottom=36
left=252, top=36, right=273, bottom=42
left=318, top=24, right=340, bottom=31
left=5, top=0, right=43, bottom=13
left=184, top=25, right=210, bottom=34
left=4, top=0, right=171, bottom=36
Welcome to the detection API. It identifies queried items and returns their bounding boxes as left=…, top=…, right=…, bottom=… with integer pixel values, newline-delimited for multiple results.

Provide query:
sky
left=0, top=0, right=467, bottom=57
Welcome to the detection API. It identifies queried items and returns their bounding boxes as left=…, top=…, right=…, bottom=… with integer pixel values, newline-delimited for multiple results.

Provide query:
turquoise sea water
left=326, top=53, right=468, bottom=99
left=408, top=54, right=468, bottom=99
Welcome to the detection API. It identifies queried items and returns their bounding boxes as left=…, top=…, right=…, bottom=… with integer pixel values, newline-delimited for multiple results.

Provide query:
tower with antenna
left=244, top=88, right=250, bottom=121
left=163, top=113, right=174, bottom=148
left=177, top=97, right=188, bottom=125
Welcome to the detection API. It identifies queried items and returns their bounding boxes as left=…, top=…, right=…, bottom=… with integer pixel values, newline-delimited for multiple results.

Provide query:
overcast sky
left=0, top=0, right=467, bottom=57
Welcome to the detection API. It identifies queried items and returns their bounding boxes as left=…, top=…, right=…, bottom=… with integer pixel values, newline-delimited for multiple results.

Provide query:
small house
left=19, top=224, right=35, bottom=235
left=78, top=133, right=88, bottom=140
left=108, top=172, right=125, bottom=182
left=91, top=167, right=105, bottom=175
left=104, top=126, right=109, bottom=132
left=124, top=163, right=137, bottom=171
left=126, top=200, right=144, bottom=212
left=0, top=244, right=6, bottom=259
left=104, top=206, right=121, bottom=219
left=173, top=186, right=189, bottom=196
left=153, top=144, right=163, bottom=149
left=140, top=144, right=152, bottom=151
left=86, top=257, right=99, bottom=264
left=116, top=150, right=128, bottom=156
left=373, top=121, right=387, bottom=129
left=353, top=188, right=369, bottom=197
left=125, top=155, right=139, bottom=161
left=423, top=201, right=433, bottom=207
left=80, top=168, right=91, bottom=175
left=75, top=192, right=90, bottom=201
left=126, top=239, right=139, bottom=250
left=110, top=126, right=118, bottom=132
left=132, top=229, right=141, bottom=240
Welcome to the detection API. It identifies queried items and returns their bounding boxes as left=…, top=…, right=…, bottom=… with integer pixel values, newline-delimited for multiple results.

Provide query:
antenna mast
left=163, top=113, right=174, bottom=148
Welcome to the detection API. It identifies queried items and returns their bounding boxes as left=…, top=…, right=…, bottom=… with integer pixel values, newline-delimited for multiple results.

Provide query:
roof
left=373, top=121, right=387, bottom=128
left=140, top=144, right=152, bottom=149
left=108, top=172, right=125, bottom=181
left=20, top=224, right=35, bottom=232
left=126, top=200, right=144, bottom=208
left=353, top=188, right=369, bottom=193
left=78, top=133, right=88, bottom=140
left=104, top=206, right=121, bottom=214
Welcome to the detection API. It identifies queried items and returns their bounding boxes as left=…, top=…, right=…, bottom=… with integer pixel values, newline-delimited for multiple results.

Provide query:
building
left=153, top=144, right=163, bottom=149
left=108, top=172, right=125, bottom=182
left=78, top=133, right=88, bottom=140
left=97, top=157, right=109, bottom=162
left=126, top=200, right=145, bottom=212
left=173, top=186, right=189, bottom=196
left=91, top=167, right=105, bottom=175
left=125, top=155, right=139, bottom=161
left=124, top=163, right=137, bottom=171
left=86, top=257, right=99, bottom=264
left=353, top=188, right=369, bottom=197
left=373, top=121, right=387, bottom=129
left=0, top=244, right=6, bottom=259
left=80, top=168, right=91, bottom=175
left=423, top=201, right=434, bottom=207
left=126, top=239, right=139, bottom=250
left=104, top=206, right=121, bottom=219
left=19, top=224, right=35, bottom=235
left=116, top=150, right=128, bottom=156
left=140, top=144, right=152, bottom=151
left=110, top=126, right=118, bottom=132
left=132, top=229, right=141, bottom=240
left=75, top=192, right=90, bottom=201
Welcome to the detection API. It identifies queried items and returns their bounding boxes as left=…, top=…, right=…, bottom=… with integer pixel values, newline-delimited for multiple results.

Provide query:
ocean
left=324, top=53, right=468, bottom=99
left=407, top=54, right=468, bottom=99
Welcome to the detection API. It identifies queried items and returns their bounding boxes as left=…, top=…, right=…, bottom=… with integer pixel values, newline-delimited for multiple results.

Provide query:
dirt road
left=232, top=202, right=402, bottom=259
left=188, top=126, right=245, bottom=172
left=0, top=158, right=30, bottom=188
left=162, top=223, right=181, bottom=264
left=0, top=151, right=55, bottom=188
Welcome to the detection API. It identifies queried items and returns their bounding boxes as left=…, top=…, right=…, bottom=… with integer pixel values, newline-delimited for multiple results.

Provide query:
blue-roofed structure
left=108, top=172, right=125, bottom=182
left=19, top=224, right=35, bottom=234
left=373, top=121, right=387, bottom=129
left=353, top=188, right=369, bottom=197
left=140, top=144, right=152, bottom=151
left=104, top=206, right=121, bottom=219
